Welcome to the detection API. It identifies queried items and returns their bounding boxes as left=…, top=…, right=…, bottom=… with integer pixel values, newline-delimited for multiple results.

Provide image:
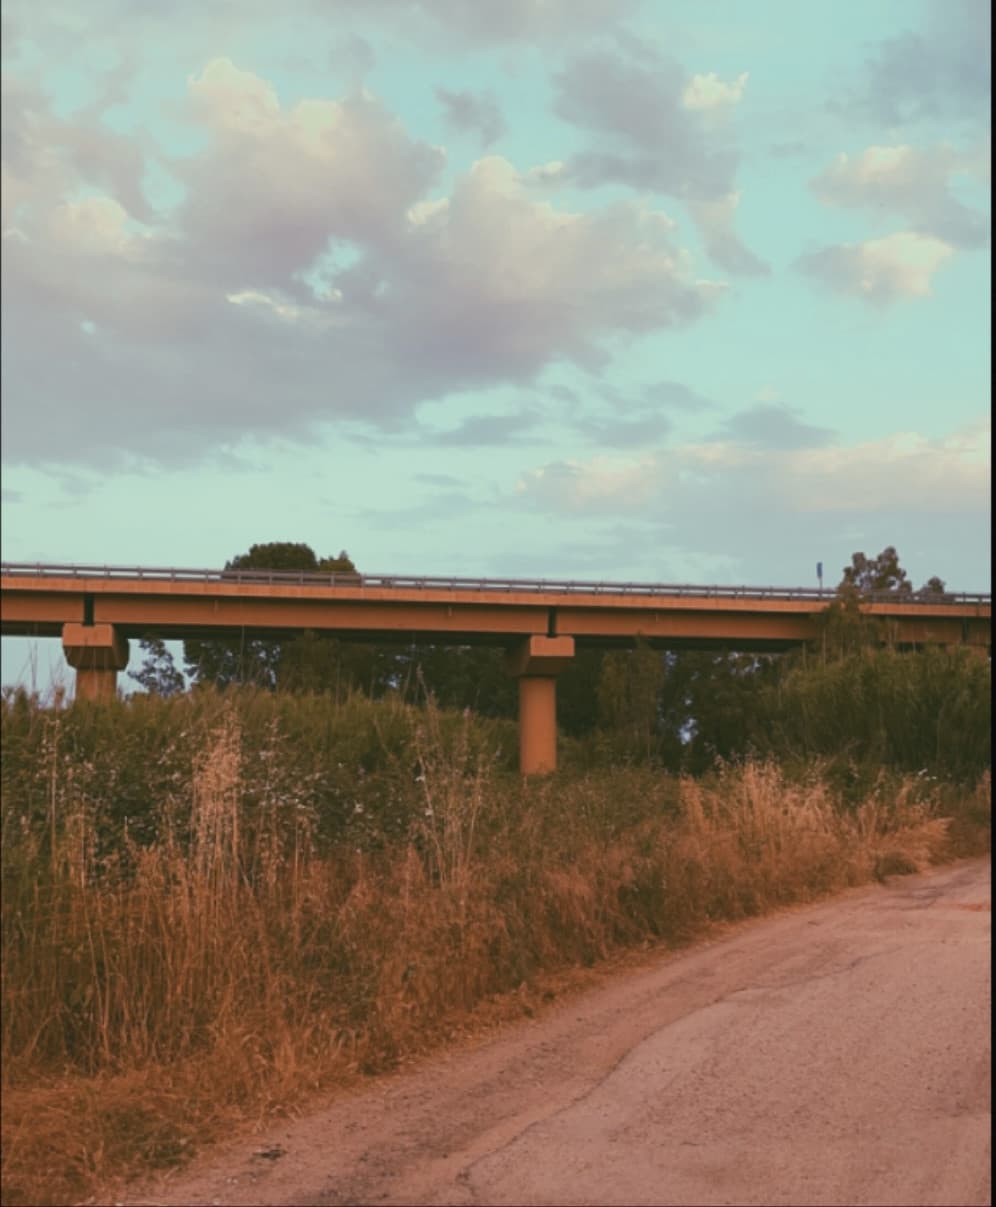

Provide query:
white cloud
left=406, top=197, right=451, bottom=226
left=515, top=421, right=990, bottom=546
left=685, top=191, right=769, bottom=277
left=1, top=65, right=725, bottom=468
left=388, top=0, right=638, bottom=45
left=435, top=86, right=505, bottom=146
left=847, top=0, right=991, bottom=127
left=187, top=57, right=281, bottom=133
left=525, top=160, right=567, bottom=184
left=810, top=143, right=989, bottom=249
left=551, top=48, right=763, bottom=275
left=178, top=58, right=446, bottom=288
left=225, top=289, right=314, bottom=323
left=48, top=195, right=141, bottom=257
left=4, top=0, right=637, bottom=58
left=711, top=405, right=835, bottom=450
left=797, top=231, right=955, bottom=304
left=768, top=426, right=989, bottom=512
left=381, top=156, right=725, bottom=382
left=681, top=71, right=749, bottom=112
left=551, top=48, right=740, bottom=198
left=516, top=455, right=661, bottom=510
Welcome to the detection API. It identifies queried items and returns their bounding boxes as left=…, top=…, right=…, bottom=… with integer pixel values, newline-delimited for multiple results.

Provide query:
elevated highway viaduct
left=1, top=564, right=990, bottom=774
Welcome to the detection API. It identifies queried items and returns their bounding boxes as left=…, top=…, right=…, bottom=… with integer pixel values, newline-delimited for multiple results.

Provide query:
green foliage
left=275, top=632, right=384, bottom=698
left=396, top=644, right=518, bottom=718
left=179, top=544, right=520, bottom=711
left=813, top=546, right=948, bottom=659
left=840, top=545, right=913, bottom=595
left=596, top=641, right=665, bottom=761
left=128, top=636, right=185, bottom=697
left=2, top=695, right=988, bottom=1207
left=918, top=575, right=948, bottom=598
left=71, top=539, right=990, bottom=792
left=674, top=652, right=780, bottom=772
left=749, top=646, right=990, bottom=783
left=555, top=649, right=605, bottom=737
left=812, top=590, right=882, bottom=659
left=0, top=686, right=519, bottom=856
left=183, top=542, right=358, bottom=690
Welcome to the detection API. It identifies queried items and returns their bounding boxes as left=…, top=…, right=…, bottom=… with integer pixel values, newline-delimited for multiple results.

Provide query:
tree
left=391, top=644, right=518, bottom=717
left=129, top=636, right=185, bottom=697
left=917, top=575, right=948, bottom=599
left=556, top=649, right=605, bottom=737
left=596, top=640, right=666, bottom=761
left=840, top=546, right=912, bottom=596
left=181, top=542, right=523, bottom=708
left=816, top=547, right=946, bottom=659
left=183, top=543, right=359, bottom=690
left=667, top=650, right=779, bottom=771
left=277, top=630, right=386, bottom=699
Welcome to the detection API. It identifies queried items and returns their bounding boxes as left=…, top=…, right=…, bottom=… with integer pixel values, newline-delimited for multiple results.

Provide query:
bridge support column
left=506, top=636, right=575, bottom=775
left=62, top=623, right=130, bottom=702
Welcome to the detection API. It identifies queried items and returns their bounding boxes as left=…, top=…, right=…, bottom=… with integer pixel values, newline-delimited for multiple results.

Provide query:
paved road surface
left=126, top=859, right=991, bottom=1207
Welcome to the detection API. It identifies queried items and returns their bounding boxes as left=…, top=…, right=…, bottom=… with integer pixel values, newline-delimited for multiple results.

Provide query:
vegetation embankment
left=2, top=652, right=991, bottom=1207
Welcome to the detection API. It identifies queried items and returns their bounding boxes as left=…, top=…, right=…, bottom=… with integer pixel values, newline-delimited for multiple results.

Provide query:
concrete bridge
left=1, top=563, right=990, bottom=774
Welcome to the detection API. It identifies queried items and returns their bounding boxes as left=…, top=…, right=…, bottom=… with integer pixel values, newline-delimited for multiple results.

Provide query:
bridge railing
left=1, top=563, right=990, bottom=606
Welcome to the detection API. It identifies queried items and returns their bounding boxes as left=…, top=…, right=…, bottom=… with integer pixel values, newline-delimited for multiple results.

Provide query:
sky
left=1, top=0, right=991, bottom=688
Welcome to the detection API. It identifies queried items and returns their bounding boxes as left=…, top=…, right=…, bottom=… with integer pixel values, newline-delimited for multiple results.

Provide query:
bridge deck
left=1, top=564, right=990, bottom=651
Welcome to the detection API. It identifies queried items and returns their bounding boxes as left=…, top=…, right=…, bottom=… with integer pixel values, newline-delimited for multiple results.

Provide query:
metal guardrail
left=0, top=563, right=990, bottom=606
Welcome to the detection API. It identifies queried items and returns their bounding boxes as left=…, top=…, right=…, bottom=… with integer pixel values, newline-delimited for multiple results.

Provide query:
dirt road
left=125, top=858, right=991, bottom=1207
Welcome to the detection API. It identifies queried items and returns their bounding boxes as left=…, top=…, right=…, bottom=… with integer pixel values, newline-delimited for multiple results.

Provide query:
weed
left=0, top=688, right=989, bottom=1206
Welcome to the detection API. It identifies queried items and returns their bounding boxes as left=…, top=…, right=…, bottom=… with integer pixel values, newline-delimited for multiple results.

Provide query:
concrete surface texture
left=124, top=859, right=991, bottom=1207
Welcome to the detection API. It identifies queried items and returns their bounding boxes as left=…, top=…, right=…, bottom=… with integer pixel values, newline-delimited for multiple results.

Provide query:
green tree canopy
left=917, top=575, right=948, bottom=598
left=838, top=546, right=945, bottom=598
left=596, top=641, right=665, bottom=761
left=222, top=543, right=357, bottom=577
left=128, top=636, right=185, bottom=697
left=816, top=546, right=948, bottom=659
left=840, top=546, right=912, bottom=595
left=183, top=542, right=359, bottom=690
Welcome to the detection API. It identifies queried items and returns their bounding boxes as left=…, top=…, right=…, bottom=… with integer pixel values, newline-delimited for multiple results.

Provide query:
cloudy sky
left=1, top=0, right=991, bottom=684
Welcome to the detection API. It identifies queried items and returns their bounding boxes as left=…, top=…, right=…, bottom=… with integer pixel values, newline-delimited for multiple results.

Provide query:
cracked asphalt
left=123, top=858, right=991, bottom=1207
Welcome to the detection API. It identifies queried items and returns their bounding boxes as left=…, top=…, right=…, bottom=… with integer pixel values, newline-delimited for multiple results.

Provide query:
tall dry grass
left=1, top=696, right=990, bottom=1206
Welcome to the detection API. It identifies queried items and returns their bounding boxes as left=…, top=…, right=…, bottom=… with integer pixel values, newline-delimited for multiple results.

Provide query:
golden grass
left=1, top=709, right=990, bottom=1206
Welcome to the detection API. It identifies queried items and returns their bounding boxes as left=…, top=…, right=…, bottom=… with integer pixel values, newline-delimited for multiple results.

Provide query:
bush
left=0, top=685, right=989, bottom=1206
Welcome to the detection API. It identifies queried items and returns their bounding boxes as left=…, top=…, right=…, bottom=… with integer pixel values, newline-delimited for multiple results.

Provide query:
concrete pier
left=507, top=635, right=575, bottom=775
left=62, top=622, right=130, bottom=702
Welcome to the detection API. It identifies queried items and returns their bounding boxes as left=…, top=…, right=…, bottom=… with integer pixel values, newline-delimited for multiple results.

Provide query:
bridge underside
left=5, top=596, right=985, bottom=646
